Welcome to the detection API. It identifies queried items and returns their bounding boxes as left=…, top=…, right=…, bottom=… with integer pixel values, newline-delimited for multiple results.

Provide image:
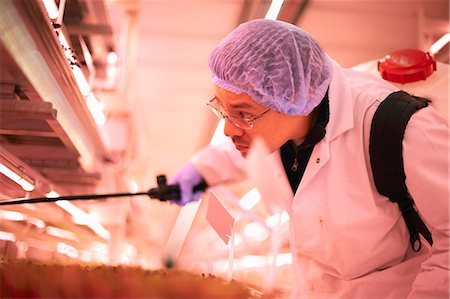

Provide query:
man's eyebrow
left=214, top=95, right=257, bottom=110
left=229, top=102, right=256, bottom=110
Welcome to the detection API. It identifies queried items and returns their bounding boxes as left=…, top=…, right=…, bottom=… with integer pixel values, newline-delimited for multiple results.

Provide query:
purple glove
left=169, top=162, right=206, bottom=205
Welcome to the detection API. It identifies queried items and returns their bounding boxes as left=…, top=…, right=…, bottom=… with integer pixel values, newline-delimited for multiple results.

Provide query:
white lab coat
left=190, top=59, right=449, bottom=299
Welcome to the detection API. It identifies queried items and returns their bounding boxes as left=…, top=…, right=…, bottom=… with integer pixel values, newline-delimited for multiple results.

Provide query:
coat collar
left=295, top=58, right=355, bottom=192
left=325, top=57, right=355, bottom=143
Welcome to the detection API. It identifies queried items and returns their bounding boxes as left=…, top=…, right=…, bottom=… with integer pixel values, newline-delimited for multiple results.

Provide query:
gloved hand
left=168, top=162, right=206, bottom=205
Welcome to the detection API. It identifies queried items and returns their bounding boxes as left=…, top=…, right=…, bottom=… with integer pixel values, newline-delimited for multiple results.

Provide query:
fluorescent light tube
left=430, top=33, right=450, bottom=55
left=86, top=93, right=106, bottom=125
left=41, top=0, right=59, bottom=19
left=0, top=163, right=35, bottom=192
left=265, top=0, right=285, bottom=20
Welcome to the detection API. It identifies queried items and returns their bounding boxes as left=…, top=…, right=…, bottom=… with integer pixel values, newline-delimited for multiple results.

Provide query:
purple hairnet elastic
left=208, top=19, right=332, bottom=115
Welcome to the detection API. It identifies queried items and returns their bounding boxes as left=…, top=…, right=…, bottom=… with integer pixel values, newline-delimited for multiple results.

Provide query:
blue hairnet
left=208, top=19, right=332, bottom=115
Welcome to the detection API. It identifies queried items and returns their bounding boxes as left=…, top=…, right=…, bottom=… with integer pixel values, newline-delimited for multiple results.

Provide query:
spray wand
left=0, top=175, right=207, bottom=206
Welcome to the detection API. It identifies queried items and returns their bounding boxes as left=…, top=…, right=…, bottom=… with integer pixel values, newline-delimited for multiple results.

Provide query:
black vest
left=280, top=92, right=330, bottom=193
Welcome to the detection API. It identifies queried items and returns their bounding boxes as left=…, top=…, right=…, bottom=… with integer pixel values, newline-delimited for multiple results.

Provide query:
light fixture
left=265, top=0, right=285, bottom=20
left=57, top=31, right=91, bottom=96
left=127, top=180, right=139, bottom=193
left=244, top=222, right=269, bottom=242
left=46, top=226, right=79, bottom=242
left=86, top=93, right=106, bottom=125
left=55, top=200, right=110, bottom=240
left=107, top=51, right=118, bottom=64
left=239, top=188, right=261, bottom=210
left=106, top=52, right=118, bottom=84
left=57, top=31, right=73, bottom=60
left=57, top=242, right=79, bottom=259
left=265, top=211, right=290, bottom=227
left=27, top=217, right=46, bottom=229
left=430, top=33, right=450, bottom=56
left=45, top=190, right=60, bottom=198
left=0, top=162, right=35, bottom=192
left=72, top=65, right=91, bottom=97
left=0, top=231, right=16, bottom=242
left=41, top=0, right=59, bottom=19
left=0, top=210, right=25, bottom=221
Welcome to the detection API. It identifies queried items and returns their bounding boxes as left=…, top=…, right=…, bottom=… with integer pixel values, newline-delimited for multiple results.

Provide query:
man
left=169, top=19, right=449, bottom=298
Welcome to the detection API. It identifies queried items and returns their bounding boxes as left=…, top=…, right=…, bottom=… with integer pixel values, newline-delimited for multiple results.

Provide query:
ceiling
left=0, top=0, right=448, bottom=286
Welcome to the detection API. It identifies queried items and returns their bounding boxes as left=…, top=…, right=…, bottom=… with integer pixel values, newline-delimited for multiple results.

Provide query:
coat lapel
left=297, top=58, right=353, bottom=191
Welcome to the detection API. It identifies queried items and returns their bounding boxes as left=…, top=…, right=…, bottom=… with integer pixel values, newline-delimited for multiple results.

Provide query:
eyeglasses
left=207, top=97, right=271, bottom=129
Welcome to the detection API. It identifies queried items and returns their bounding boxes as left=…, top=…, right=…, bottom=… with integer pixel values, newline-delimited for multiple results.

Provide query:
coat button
left=316, top=158, right=320, bottom=163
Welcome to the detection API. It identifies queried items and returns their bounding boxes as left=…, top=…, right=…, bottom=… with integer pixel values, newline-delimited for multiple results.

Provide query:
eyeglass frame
left=207, top=96, right=271, bottom=129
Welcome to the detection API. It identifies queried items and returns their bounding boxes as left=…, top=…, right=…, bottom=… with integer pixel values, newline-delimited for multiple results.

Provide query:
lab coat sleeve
left=189, top=140, right=248, bottom=186
left=403, top=106, right=450, bottom=299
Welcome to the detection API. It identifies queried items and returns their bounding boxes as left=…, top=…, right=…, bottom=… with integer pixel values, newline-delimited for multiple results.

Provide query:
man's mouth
left=234, top=143, right=249, bottom=152
left=232, top=137, right=249, bottom=153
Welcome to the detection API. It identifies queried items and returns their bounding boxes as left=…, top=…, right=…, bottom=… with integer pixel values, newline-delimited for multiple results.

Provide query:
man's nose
left=223, top=118, right=244, bottom=137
